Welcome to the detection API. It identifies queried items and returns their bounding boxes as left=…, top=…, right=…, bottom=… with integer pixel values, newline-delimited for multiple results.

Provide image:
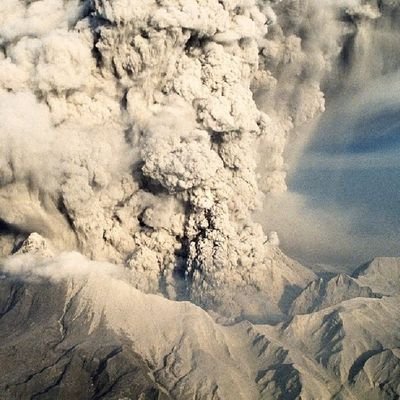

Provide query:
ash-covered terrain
left=2, top=235, right=400, bottom=399
left=0, top=0, right=400, bottom=399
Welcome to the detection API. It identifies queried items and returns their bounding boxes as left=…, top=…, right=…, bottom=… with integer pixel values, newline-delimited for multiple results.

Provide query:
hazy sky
left=263, top=73, right=400, bottom=270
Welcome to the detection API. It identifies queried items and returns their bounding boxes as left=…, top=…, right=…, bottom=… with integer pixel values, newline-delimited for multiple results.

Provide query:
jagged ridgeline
left=0, top=1, right=400, bottom=399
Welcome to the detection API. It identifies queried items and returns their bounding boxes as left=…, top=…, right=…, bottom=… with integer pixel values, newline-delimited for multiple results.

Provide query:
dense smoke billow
left=0, top=0, right=399, bottom=318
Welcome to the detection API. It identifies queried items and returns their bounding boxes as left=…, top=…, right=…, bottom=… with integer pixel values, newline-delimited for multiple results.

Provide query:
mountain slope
left=1, top=251, right=400, bottom=400
left=352, top=257, right=400, bottom=295
left=289, top=273, right=378, bottom=315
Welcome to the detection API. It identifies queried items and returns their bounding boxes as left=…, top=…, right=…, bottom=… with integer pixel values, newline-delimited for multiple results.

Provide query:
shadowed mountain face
left=0, top=278, right=170, bottom=400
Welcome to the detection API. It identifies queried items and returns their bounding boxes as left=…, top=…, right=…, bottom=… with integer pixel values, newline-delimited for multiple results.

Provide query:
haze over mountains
left=0, top=0, right=399, bottom=399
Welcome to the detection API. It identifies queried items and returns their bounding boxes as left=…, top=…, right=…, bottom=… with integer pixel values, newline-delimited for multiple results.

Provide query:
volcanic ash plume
left=0, top=0, right=396, bottom=319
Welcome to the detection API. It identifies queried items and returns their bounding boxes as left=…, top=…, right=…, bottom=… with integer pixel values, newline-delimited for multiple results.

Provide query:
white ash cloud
left=0, top=0, right=397, bottom=319
left=1, top=233, right=126, bottom=283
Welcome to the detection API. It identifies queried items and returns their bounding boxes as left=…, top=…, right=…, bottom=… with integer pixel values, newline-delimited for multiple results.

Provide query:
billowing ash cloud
left=0, top=0, right=398, bottom=318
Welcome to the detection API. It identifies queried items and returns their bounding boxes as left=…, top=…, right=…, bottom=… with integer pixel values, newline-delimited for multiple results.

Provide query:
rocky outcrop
left=289, top=273, right=378, bottom=315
